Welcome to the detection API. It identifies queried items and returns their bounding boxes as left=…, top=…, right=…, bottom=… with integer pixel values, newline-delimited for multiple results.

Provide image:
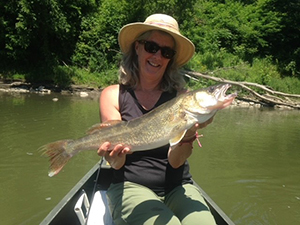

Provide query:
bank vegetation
left=1, top=0, right=300, bottom=107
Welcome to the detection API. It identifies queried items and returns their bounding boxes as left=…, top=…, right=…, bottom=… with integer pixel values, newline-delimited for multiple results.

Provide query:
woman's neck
left=134, top=83, right=163, bottom=110
left=137, top=74, right=163, bottom=92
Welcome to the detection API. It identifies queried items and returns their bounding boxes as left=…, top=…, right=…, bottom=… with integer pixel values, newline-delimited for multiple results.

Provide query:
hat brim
left=118, top=23, right=195, bottom=67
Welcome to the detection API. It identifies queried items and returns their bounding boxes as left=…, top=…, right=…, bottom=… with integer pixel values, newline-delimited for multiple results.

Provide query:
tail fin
left=40, top=140, right=73, bottom=177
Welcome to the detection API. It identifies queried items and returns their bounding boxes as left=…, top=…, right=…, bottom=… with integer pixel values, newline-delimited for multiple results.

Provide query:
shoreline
left=0, top=80, right=101, bottom=100
left=0, top=80, right=295, bottom=110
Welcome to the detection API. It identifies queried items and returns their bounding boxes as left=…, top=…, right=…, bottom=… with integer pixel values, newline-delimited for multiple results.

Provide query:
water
left=190, top=107, right=300, bottom=225
left=0, top=92, right=100, bottom=225
left=0, top=91, right=299, bottom=225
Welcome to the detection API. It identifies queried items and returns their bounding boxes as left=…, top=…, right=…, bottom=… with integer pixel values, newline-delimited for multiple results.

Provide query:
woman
left=98, top=14, right=216, bottom=225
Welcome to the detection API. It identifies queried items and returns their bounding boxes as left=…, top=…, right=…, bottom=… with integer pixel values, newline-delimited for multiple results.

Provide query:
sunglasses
left=138, top=40, right=176, bottom=59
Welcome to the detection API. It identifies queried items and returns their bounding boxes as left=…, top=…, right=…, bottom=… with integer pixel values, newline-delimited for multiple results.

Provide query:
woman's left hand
left=167, top=116, right=214, bottom=168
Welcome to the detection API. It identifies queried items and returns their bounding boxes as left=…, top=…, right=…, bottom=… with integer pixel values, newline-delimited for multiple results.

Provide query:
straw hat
left=118, top=14, right=195, bottom=67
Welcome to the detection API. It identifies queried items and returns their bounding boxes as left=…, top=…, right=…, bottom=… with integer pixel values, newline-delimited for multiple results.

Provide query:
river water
left=0, top=91, right=299, bottom=225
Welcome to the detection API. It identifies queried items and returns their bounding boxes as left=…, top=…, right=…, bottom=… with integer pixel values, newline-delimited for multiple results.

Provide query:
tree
left=183, top=0, right=299, bottom=77
left=0, top=0, right=96, bottom=80
left=260, top=0, right=300, bottom=77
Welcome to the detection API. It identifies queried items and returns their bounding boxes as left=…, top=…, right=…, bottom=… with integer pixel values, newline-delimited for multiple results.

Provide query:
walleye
left=41, top=83, right=237, bottom=177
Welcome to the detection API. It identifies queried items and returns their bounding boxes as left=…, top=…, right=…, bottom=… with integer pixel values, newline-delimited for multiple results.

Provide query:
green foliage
left=188, top=49, right=243, bottom=72
left=52, top=66, right=73, bottom=88
left=72, top=0, right=128, bottom=72
left=261, top=0, right=300, bottom=77
left=268, top=76, right=300, bottom=94
left=42, top=65, right=119, bottom=89
left=186, top=76, right=218, bottom=91
left=0, top=0, right=299, bottom=92
left=0, top=0, right=96, bottom=72
left=71, top=67, right=119, bottom=88
left=184, top=0, right=282, bottom=62
left=188, top=56, right=300, bottom=94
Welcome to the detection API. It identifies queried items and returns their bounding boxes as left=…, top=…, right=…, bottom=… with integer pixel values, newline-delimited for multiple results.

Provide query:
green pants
left=106, top=182, right=216, bottom=225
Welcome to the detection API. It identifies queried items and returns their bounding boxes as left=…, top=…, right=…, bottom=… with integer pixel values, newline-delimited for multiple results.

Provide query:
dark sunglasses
left=138, top=40, right=176, bottom=59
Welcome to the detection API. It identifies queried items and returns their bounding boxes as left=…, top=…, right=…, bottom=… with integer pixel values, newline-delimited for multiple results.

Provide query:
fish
left=41, top=83, right=237, bottom=177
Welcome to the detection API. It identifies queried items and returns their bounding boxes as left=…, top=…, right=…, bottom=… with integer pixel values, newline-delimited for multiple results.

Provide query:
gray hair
left=118, top=30, right=186, bottom=92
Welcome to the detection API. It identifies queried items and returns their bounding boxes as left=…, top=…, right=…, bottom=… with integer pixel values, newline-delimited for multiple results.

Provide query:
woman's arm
left=167, top=123, right=199, bottom=168
left=99, top=84, right=121, bottom=122
left=97, top=84, right=131, bottom=170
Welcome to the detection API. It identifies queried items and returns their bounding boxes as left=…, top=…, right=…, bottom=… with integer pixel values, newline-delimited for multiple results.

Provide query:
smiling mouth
left=148, top=61, right=160, bottom=67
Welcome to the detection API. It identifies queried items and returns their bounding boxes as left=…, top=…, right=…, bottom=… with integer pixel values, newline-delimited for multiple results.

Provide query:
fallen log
left=183, top=70, right=300, bottom=109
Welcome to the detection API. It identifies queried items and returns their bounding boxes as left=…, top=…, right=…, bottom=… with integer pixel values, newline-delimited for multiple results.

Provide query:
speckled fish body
left=41, top=83, right=237, bottom=177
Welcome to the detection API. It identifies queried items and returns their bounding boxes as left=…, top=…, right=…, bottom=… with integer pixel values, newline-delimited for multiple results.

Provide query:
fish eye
left=208, top=86, right=216, bottom=93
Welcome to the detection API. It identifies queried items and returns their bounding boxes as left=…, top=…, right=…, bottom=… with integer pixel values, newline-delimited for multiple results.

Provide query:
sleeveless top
left=112, top=85, right=193, bottom=196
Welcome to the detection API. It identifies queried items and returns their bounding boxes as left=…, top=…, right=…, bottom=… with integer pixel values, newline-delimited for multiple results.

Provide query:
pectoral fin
left=87, top=120, right=122, bottom=134
left=169, top=130, right=187, bottom=146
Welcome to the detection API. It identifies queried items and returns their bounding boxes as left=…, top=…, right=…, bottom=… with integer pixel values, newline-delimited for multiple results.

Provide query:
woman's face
left=135, top=31, right=175, bottom=83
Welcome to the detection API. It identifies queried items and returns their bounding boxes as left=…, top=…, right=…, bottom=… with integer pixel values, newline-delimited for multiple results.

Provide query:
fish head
left=196, top=83, right=237, bottom=109
left=184, top=84, right=237, bottom=123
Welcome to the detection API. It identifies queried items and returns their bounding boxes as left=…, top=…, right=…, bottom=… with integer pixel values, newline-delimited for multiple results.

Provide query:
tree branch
left=183, top=70, right=300, bottom=109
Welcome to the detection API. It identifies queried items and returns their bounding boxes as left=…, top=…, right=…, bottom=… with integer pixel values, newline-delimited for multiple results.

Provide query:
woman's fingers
left=97, top=141, right=111, bottom=156
left=98, top=142, right=132, bottom=157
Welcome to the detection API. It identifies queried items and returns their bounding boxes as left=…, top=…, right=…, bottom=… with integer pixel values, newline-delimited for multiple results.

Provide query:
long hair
left=119, top=30, right=186, bottom=92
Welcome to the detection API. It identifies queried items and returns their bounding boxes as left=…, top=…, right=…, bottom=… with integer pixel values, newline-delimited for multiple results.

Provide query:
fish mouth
left=213, top=84, right=237, bottom=100
left=194, top=83, right=237, bottom=110
left=215, top=84, right=237, bottom=108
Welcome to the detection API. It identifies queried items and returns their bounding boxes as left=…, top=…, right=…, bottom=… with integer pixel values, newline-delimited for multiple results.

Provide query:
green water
left=0, top=91, right=299, bottom=225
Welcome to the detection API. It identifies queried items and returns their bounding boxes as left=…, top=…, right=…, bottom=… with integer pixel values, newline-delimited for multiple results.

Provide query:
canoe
left=40, top=159, right=235, bottom=225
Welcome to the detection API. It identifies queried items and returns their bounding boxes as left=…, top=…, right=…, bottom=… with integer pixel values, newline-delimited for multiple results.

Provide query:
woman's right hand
left=97, top=142, right=131, bottom=170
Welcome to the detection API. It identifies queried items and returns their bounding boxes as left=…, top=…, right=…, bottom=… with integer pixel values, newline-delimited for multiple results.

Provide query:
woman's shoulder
left=100, top=84, right=120, bottom=107
left=100, top=84, right=122, bottom=121
left=101, top=84, right=120, bottom=97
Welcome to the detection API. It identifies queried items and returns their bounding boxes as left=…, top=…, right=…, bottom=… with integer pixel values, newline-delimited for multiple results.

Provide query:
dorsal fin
left=87, top=120, right=122, bottom=134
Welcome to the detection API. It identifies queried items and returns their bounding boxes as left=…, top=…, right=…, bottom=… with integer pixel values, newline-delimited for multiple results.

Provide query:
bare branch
left=182, top=70, right=300, bottom=109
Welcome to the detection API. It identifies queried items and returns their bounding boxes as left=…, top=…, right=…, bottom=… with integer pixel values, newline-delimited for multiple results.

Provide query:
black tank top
left=112, top=85, right=192, bottom=196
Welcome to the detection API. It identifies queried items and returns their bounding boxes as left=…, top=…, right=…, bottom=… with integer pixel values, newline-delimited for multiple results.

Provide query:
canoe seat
left=87, top=190, right=114, bottom=225
left=74, top=190, right=114, bottom=225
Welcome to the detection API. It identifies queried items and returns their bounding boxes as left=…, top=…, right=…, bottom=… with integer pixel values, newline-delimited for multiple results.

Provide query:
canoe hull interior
left=40, top=161, right=234, bottom=225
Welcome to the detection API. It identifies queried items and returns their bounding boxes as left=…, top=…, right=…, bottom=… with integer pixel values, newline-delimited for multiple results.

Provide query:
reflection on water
left=0, top=92, right=299, bottom=224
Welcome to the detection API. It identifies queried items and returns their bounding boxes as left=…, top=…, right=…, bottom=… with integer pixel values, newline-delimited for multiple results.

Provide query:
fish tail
left=40, top=139, right=73, bottom=177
